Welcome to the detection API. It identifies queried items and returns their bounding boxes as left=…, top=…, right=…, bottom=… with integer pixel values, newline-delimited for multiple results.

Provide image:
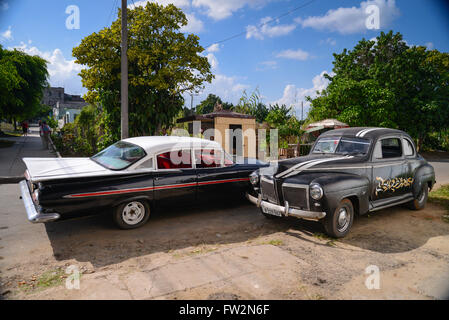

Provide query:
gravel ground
left=1, top=188, right=448, bottom=300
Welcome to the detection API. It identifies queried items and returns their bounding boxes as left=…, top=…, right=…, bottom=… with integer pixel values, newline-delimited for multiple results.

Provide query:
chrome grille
left=282, top=183, right=309, bottom=210
left=260, top=176, right=278, bottom=204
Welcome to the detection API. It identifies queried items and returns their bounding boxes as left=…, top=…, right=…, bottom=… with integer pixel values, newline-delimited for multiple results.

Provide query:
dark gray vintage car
left=247, top=127, right=436, bottom=238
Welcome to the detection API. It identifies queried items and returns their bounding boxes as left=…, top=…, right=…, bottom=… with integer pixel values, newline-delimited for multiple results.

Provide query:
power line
left=205, top=0, right=317, bottom=48
left=107, top=0, right=119, bottom=26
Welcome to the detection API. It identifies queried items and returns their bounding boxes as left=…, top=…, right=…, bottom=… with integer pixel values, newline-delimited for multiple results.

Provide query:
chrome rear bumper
left=19, top=180, right=60, bottom=223
left=246, top=192, right=326, bottom=221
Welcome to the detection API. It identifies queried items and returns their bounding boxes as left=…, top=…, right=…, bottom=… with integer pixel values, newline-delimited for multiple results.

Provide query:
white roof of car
left=122, top=136, right=222, bottom=155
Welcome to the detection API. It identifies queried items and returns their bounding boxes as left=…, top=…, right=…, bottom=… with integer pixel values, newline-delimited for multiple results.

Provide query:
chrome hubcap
left=337, top=207, right=350, bottom=232
left=122, top=202, right=145, bottom=225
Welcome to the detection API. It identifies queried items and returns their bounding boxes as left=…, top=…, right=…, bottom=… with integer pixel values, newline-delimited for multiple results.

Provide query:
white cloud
left=320, top=37, right=336, bottom=46
left=206, top=43, right=220, bottom=53
left=276, top=48, right=310, bottom=61
left=130, top=0, right=190, bottom=9
left=1, top=26, right=12, bottom=41
left=206, top=52, right=218, bottom=70
left=272, top=71, right=334, bottom=118
left=425, top=42, right=434, bottom=50
left=190, top=74, right=249, bottom=106
left=192, top=0, right=268, bottom=21
left=180, top=13, right=204, bottom=33
left=12, top=43, right=84, bottom=94
left=246, top=16, right=296, bottom=40
left=296, top=0, right=400, bottom=34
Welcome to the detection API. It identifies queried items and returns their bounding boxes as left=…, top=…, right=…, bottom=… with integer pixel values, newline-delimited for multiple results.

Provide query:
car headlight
left=249, top=172, right=259, bottom=185
left=310, top=183, right=323, bottom=200
left=32, top=189, right=40, bottom=203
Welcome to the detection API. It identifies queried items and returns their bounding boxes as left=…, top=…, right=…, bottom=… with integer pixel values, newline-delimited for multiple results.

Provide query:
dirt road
left=1, top=183, right=448, bottom=300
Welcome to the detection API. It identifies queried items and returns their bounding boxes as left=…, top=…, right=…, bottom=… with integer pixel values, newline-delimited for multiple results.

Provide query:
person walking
left=21, top=120, right=29, bottom=136
left=41, top=121, right=52, bottom=149
left=38, top=120, right=45, bottom=147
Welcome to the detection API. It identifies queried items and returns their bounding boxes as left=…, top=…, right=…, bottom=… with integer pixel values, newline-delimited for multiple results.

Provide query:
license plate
left=261, top=205, right=283, bottom=217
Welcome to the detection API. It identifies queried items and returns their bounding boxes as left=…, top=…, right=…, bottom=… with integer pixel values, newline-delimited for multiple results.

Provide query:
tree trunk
left=13, top=117, right=17, bottom=131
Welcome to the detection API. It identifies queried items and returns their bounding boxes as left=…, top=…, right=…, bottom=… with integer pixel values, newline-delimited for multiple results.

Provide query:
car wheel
left=113, top=200, right=150, bottom=229
left=322, top=199, right=354, bottom=238
left=408, top=183, right=428, bottom=210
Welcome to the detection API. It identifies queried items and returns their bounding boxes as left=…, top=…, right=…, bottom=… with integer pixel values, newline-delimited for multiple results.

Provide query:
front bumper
left=246, top=192, right=326, bottom=221
left=19, top=180, right=60, bottom=223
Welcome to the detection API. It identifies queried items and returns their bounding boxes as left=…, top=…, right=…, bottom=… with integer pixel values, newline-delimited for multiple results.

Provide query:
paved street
left=0, top=126, right=56, bottom=181
left=1, top=135, right=449, bottom=300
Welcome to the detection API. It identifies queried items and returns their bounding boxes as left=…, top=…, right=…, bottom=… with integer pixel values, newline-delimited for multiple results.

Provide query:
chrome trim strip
left=246, top=193, right=326, bottom=220
left=369, top=196, right=414, bottom=212
left=19, top=180, right=60, bottom=223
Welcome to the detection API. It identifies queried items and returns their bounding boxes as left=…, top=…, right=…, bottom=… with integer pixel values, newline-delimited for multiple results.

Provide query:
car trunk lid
left=23, top=157, right=111, bottom=182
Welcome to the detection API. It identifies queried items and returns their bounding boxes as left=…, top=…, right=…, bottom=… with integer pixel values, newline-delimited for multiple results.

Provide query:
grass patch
left=18, top=268, right=66, bottom=294
left=429, top=184, right=449, bottom=223
left=0, top=139, right=15, bottom=148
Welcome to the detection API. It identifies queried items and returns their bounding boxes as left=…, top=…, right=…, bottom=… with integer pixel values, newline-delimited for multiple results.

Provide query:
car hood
left=23, top=157, right=111, bottom=182
left=271, top=154, right=363, bottom=178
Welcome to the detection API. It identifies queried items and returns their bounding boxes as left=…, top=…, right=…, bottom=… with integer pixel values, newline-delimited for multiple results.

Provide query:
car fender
left=412, top=163, right=435, bottom=197
left=312, top=173, right=371, bottom=215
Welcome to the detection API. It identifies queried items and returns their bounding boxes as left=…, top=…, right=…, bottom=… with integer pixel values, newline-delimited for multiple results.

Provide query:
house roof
left=177, top=110, right=255, bottom=123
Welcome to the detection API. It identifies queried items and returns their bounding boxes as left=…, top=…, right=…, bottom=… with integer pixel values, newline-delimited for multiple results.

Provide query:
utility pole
left=301, top=101, right=304, bottom=121
left=121, top=0, right=129, bottom=139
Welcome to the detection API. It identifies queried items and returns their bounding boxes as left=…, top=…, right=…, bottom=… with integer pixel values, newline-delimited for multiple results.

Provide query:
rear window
left=91, top=141, right=146, bottom=170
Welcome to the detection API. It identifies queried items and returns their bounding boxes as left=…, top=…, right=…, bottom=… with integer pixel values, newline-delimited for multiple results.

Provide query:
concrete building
left=177, top=110, right=257, bottom=158
left=42, top=87, right=88, bottom=126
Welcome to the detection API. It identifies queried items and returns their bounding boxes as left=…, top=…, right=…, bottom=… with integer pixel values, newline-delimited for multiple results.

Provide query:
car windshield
left=91, top=141, right=146, bottom=170
left=312, top=137, right=371, bottom=155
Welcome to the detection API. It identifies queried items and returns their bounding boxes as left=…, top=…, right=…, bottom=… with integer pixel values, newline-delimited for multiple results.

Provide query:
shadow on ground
left=44, top=195, right=449, bottom=268
left=44, top=199, right=297, bottom=267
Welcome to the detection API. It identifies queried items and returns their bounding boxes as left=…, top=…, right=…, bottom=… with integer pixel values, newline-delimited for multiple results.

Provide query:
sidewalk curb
left=49, top=135, right=62, bottom=158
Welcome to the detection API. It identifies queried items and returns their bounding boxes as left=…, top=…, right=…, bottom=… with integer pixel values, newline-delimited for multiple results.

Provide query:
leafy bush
left=53, top=105, right=104, bottom=157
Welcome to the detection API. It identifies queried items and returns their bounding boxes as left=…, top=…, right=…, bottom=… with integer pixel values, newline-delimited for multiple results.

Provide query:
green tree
left=72, top=3, right=213, bottom=144
left=265, top=104, right=303, bottom=148
left=307, top=31, right=449, bottom=150
left=233, top=88, right=269, bottom=123
left=0, top=45, right=48, bottom=130
left=195, top=94, right=232, bottom=114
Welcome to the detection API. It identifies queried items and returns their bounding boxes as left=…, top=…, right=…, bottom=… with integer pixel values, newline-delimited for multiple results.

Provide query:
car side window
left=374, top=137, right=403, bottom=159
left=157, top=150, right=192, bottom=169
left=136, top=158, right=153, bottom=170
left=195, top=149, right=222, bottom=168
left=403, top=138, right=415, bottom=157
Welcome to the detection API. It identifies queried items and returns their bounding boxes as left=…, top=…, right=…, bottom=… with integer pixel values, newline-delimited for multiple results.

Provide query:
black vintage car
left=20, top=136, right=267, bottom=229
left=247, top=127, right=436, bottom=238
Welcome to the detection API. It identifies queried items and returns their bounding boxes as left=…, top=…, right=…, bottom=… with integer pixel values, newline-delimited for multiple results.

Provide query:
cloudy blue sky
left=1, top=0, right=448, bottom=117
